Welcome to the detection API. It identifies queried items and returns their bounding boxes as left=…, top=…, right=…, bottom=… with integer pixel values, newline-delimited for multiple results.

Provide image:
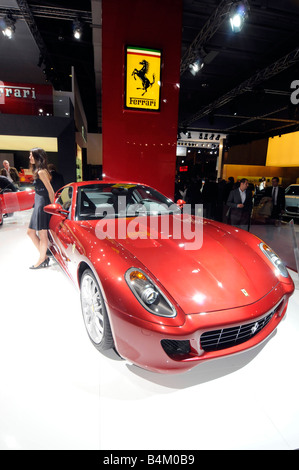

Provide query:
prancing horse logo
left=131, top=60, right=155, bottom=96
left=251, top=322, right=259, bottom=335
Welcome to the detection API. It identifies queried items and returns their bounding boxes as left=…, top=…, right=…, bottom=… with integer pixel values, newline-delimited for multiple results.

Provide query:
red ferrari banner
left=0, top=80, right=53, bottom=116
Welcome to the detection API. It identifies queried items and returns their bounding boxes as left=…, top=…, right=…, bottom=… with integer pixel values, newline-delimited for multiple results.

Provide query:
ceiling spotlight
left=189, top=58, right=204, bottom=76
left=58, top=29, right=65, bottom=42
left=73, top=19, right=83, bottom=40
left=2, top=13, right=16, bottom=39
left=229, top=1, right=249, bottom=33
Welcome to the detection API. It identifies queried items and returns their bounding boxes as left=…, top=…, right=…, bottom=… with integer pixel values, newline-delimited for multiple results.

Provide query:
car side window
left=56, top=186, right=73, bottom=217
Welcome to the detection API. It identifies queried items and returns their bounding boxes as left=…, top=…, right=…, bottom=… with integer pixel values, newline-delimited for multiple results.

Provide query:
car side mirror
left=44, top=203, right=69, bottom=217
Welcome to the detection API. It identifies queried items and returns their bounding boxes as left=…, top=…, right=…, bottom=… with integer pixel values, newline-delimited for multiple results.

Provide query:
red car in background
left=0, top=187, right=35, bottom=226
left=19, top=168, right=34, bottom=184
left=44, top=181, right=294, bottom=374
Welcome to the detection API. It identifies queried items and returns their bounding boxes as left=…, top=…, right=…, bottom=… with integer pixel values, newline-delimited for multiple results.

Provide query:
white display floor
left=1, top=210, right=299, bottom=450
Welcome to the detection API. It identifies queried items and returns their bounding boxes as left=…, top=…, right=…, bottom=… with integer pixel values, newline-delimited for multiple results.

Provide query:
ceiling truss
left=180, top=0, right=233, bottom=75
left=0, top=4, right=92, bottom=22
left=181, top=46, right=299, bottom=134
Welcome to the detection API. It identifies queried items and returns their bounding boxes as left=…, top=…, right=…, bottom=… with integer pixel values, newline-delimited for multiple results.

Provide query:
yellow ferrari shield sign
left=125, top=46, right=161, bottom=111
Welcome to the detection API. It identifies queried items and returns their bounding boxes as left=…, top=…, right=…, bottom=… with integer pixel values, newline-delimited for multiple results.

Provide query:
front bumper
left=107, top=280, right=294, bottom=374
left=284, top=207, right=299, bottom=217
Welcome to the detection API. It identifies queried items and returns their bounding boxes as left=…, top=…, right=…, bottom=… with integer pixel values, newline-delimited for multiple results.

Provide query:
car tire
left=80, top=269, right=114, bottom=352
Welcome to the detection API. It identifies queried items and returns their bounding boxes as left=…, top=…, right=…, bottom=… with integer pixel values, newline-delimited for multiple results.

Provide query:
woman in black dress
left=27, top=148, right=55, bottom=269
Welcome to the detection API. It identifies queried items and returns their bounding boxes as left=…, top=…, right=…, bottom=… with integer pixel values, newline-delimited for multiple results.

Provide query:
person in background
left=215, top=178, right=226, bottom=222
left=27, top=148, right=55, bottom=269
left=48, top=163, right=65, bottom=193
left=202, top=178, right=217, bottom=220
left=224, top=176, right=235, bottom=203
left=265, top=176, right=285, bottom=220
left=1, top=160, right=20, bottom=187
left=227, top=178, right=253, bottom=229
left=259, top=177, right=266, bottom=191
left=0, top=175, right=18, bottom=192
left=186, top=174, right=202, bottom=215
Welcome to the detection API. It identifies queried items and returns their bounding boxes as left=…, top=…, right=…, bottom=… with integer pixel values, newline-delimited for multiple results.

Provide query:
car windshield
left=286, top=186, right=299, bottom=196
left=76, top=183, right=180, bottom=220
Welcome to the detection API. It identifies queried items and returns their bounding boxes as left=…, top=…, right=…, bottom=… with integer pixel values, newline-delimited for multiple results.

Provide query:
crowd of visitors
left=174, top=174, right=286, bottom=229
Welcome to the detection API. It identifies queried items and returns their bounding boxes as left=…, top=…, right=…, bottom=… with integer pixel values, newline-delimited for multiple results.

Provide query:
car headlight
left=259, top=242, right=289, bottom=278
left=125, top=268, right=176, bottom=317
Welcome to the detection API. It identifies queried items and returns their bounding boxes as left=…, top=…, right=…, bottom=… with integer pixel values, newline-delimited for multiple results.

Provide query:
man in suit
left=265, top=177, right=285, bottom=219
left=1, top=160, right=20, bottom=186
left=227, top=178, right=253, bottom=229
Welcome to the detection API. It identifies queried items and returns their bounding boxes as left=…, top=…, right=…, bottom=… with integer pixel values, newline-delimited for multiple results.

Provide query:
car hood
left=81, top=216, right=279, bottom=314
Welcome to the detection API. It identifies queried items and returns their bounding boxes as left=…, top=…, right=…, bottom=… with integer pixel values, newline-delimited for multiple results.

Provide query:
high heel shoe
left=29, top=257, right=50, bottom=270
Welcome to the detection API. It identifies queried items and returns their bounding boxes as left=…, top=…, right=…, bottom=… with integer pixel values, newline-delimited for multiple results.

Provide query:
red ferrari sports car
left=0, top=185, right=34, bottom=227
left=45, top=181, right=294, bottom=373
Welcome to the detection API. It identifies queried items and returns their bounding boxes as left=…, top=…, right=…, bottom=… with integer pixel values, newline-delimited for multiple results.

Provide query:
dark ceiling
left=180, top=0, right=299, bottom=145
left=0, top=0, right=98, bottom=130
left=1, top=0, right=299, bottom=146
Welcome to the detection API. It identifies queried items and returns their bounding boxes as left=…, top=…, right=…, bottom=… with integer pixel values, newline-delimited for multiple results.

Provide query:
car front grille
left=161, top=339, right=191, bottom=357
left=200, top=302, right=282, bottom=352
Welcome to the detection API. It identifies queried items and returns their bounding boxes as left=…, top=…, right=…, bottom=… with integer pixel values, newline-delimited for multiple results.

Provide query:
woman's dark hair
left=30, top=148, right=49, bottom=179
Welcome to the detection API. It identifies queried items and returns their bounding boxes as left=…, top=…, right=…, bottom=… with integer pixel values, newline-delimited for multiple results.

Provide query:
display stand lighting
left=73, top=18, right=83, bottom=40
left=229, top=1, right=250, bottom=33
left=1, top=13, right=16, bottom=39
left=189, top=58, right=204, bottom=76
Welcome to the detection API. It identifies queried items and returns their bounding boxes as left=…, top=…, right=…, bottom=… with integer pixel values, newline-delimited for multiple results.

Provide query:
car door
left=1, top=188, right=35, bottom=214
left=48, top=186, right=78, bottom=282
left=285, top=185, right=299, bottom=215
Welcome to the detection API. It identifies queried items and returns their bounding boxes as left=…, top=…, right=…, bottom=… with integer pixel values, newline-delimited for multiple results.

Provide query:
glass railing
left=250, top=218, right=299, bottom=276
